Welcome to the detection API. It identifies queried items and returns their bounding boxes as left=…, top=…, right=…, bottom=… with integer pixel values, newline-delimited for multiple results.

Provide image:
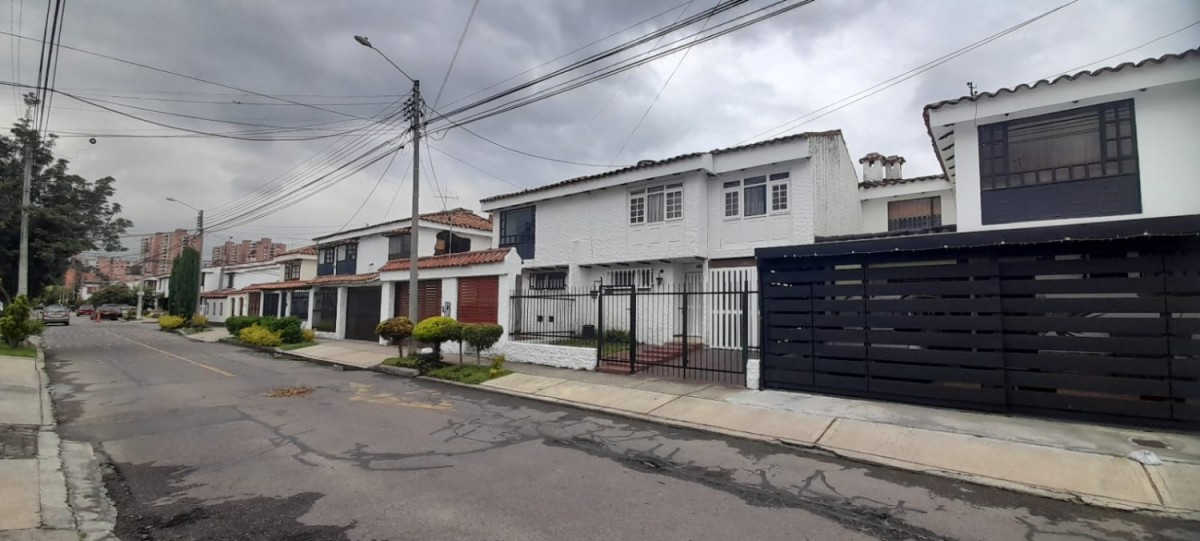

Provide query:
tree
left=0, top=103, right=133, bottom=302
left=168, top=247, right=200, bottom=317
left=462, top=324, right=504, bottom=364
left=89, top=283, right=137, bottom=306
left=1, top=295, right=44, bottom=348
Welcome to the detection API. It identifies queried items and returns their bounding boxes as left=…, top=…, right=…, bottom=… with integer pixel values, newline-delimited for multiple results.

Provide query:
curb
left=406, top=373, right=1200, bottom=520
left=373, top=364, right=419, bottom=378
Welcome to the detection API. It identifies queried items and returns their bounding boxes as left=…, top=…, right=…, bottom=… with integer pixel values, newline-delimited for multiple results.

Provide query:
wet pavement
left=41, top=322, right=1199, bottom=540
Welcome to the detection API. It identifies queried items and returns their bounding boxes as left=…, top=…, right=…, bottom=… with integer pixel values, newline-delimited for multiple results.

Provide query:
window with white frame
left=529, top=271, right=566, bottom=290
left=629, top=184, right=682, bottom=224
left=607, top=268, right=653, bottom=290
left=723, top=172, right=789, bottom=218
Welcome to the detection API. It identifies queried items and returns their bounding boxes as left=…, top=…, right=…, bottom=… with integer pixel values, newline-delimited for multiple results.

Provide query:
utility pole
left=195, top=210, right=204, bottom=317
left=17, top=95, right=36, bottom=297
left=406, top=81, right=421, bottom=323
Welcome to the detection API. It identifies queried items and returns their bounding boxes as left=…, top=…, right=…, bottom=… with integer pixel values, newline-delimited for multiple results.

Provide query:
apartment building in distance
left=139, top=229, right=203, bottom=276
left=210, top=238, right=287, bottom=266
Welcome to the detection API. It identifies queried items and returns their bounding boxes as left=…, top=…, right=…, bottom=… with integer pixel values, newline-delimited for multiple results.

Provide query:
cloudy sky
left=3, top=0, right=1197, bottom=257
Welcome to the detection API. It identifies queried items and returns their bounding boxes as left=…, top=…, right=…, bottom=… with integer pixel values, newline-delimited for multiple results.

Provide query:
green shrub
left=1, top=296, right=44, bottom=348
left=375, top=316, right=415, bottom=355
left=489, top=354, right=508, bottom=379
left=188, top=314, right=208, bottom=328
left=426, top=364, right=509, bottom=384
left=412, top=316, right=458, bottom=356
left=301, top=328, right=316, bottom=343
left=158, top=315, right=186, bottom=331
left=225, top=316, right=258, bottom=334
left=603, top=328, right=631, bottom=344
left=240, top=324, right=283, bottom=347
left=462, top=323, right=504, bottom=363
left=261, top=316, right=304, bottom=344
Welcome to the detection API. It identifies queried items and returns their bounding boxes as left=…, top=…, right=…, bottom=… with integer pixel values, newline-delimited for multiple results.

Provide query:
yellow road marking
left=105, top=331, right=236, bottom=378
left=349, top=383, right=453, bottom=411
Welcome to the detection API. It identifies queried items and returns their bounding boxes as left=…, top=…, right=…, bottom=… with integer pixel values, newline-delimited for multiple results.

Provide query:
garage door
left=394, top=280, right=442, bottom=323
left=345, top=286, right=382, bottom=341
left=458, top=276, right=499, bottom=324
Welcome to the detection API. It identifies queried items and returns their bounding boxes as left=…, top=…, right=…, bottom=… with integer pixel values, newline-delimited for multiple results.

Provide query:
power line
left=1042, top=19, right=1200, bottom=80
left=425, top=142, right=521, bottom=189
left=38, top=0, right=65, bottom=139
left=337, top=145, right=403, bottom=232
left=0, top=28, right=373, bottom=121
left=737, top=0, right=1079, bottom=144
left=609, top=0, right=715, bottom=164
left=431, top=0, right=480, bottom=109
left=381, top=150, right=412, bottom=221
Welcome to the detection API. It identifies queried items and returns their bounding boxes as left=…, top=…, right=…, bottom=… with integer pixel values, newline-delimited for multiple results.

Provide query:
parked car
left=41, top=304, right=70, bottom=326
left=76, top=305, right=95, bottom=316
left=97, top=304, right=124, bottom=320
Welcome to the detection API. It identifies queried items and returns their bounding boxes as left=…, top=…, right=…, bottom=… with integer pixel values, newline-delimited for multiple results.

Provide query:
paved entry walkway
left=288, top=340, right=395, bottom=369
left=485, top=363, right=1200, bottom=517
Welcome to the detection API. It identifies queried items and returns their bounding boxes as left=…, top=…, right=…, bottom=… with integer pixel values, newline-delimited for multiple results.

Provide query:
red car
left=76, top=305, right=95, bottom=316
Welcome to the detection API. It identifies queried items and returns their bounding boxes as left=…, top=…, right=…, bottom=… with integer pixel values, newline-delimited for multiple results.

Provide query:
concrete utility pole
left=195, top=209, right=204, bottom=317
left=407, top=81, right=421, bottom=323
left=17, top=147, right=32, bottom=297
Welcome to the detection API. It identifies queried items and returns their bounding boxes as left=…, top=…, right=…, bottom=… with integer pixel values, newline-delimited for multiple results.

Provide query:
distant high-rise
left=210, top=237, right=286, bottom=266
left=139, top=229, right=202, bottom=276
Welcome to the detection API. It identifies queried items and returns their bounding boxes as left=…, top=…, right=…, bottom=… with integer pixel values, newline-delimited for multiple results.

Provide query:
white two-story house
left=857, top=153, right=957, bottom=235
left=479, top=131, right=861, bottom=290
left=306, top=208, right=503, bottom=341
left=924, top=48, right=1200, bottom=231
left=199, top=259, right=281, bottom=322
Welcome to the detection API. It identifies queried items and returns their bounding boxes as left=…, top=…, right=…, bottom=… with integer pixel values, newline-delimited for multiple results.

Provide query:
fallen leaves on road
left=264, top=386, right=314, bottom=398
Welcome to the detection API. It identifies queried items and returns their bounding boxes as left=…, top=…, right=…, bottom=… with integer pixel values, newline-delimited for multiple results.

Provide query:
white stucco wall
left=860, top=187, right=957, bottom=234
left=930, top=60, right=1200, bottom=232
left=810, top=133, right=863, bottom=237
left=492, top=341, right=597, bottom=370
left=706, top=160, right=811, bottom=259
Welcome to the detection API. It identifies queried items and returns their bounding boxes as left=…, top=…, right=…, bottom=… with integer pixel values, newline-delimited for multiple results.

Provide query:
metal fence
left=509, top=283, right=757, bottom=386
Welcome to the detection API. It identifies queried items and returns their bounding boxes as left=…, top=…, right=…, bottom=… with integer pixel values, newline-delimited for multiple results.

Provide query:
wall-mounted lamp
left=590, top=279, right=602, bottom=298
left=655, top=269, right=664, bottom=287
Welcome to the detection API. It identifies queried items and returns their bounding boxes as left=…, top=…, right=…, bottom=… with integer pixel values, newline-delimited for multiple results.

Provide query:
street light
left=165, top=197, right=204, bottom=317
left=355, top=34, right=421, bottom=325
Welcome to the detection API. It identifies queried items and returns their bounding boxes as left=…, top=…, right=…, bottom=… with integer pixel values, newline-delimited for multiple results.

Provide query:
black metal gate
left=596, top=284, right=750, bottom=385
left=345, top=286, right=382, bottom=341
left=757, top=216, right=1200, bottom=427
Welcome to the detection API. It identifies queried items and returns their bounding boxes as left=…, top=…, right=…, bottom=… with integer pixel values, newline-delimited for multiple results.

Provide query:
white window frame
left=606, top=268, right=653, bottom=290
left=723, top=172, right=790, bottom=219
left=630, top=183, right=683, bottom=225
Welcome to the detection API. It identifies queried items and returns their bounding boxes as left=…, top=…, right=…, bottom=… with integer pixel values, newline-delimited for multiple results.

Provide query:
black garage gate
left=756, top=216, right=1200, bottom=427
left=345, top=286, right=382, bottom=341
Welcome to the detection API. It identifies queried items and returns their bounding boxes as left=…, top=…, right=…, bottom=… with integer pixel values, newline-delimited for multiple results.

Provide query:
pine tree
left=168, top=248, right=199, bottom=317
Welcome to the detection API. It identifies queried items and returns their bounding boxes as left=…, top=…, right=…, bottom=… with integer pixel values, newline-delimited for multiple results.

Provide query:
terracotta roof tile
left=309, top=273, right=379, bottom=286
left=243, top=280, right=313, bottom=291
left=279, top=245, right=317, bottom=256
left=858, top=174, right=947, bottom=189
left=380, top=248, right=510, bottom=272
left=419, top=208, right=493, bottom=231
left=480, top=131, right=843, bottom=204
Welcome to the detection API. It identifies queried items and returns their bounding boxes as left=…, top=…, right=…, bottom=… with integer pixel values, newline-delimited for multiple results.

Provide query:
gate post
left=741, top=280, right=750, bottom=372
left=681, top=282, right=689, bottom=369
left=596, top=287, right=605, bottom=365
left=628, top=286, right=637, bottom=374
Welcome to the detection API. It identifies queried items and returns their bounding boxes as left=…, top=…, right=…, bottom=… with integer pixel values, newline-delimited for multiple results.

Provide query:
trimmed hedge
left=224, top=316, right=304, bottom=343
left=240, top=325, right=283, bottom=347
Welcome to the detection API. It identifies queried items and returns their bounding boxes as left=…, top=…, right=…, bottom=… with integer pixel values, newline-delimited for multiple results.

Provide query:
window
left=888, top=197, right=942, bottom=231
left=333, top=243, right=358, bottom=275
left=388, top=233, right=411, bottom=260
left=290, top=291, right=309, bottom=320
left=630, top=184, right=682, bottom=224
left=529, top=271, right=566, bottom=290
left=435, top=231, right=471, bottom=255
left=724, top=172, right=788, bottom=218
left=318, top=248, right=335, bottom=276
left=225, top=274, right=235, bottom=289
left=607, top=268, right=653, bottom=290
left=312, top=290, right=338, bottom=332
left=284, top=262, right=301, bottom=281
left=500, top=207, right=536, bottom=259
left=743, top=176, right=767, bottom=216
left=980, top=100, right=1137, bottom=190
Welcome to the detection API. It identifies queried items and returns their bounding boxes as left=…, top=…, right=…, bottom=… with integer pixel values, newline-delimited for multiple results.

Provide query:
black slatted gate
left=757, top=216, right=1200, bottom=427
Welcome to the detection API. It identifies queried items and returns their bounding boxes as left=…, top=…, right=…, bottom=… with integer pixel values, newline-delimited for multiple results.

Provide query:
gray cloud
left=4, top=0, right=1198, bottom=256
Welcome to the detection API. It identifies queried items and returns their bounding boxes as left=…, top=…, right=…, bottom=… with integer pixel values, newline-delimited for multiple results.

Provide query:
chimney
left=884, top=155, right=905, bottom=180
left=858, top=152, right=885, bottom=182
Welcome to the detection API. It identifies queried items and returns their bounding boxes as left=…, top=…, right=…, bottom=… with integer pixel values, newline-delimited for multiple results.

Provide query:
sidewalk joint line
left=1141, top=463, right=1166, bottom=506
left=645, top=394, right=684, bottom=416
left=814, top=418, right=838, bottom=445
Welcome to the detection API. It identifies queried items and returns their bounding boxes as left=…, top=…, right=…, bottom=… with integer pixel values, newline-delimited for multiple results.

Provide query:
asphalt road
left=42, top=321, right=1197, bottom=541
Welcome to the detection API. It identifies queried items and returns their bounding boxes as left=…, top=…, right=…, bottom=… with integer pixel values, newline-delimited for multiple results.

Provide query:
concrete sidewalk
left=480, top=364, right=1200, bottom=516
left=0, top=344, right=113, bottom=541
